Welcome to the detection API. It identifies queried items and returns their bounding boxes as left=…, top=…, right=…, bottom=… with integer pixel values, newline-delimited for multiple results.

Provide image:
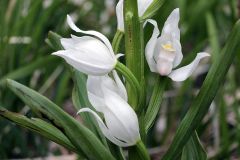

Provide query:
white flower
left=78, top=71, right=140, bottom=147
left=116, top=0, right=154, bottom=31
left=52, top=15, right=122, bottom=76
left=144, top=8, right=210, bottom=81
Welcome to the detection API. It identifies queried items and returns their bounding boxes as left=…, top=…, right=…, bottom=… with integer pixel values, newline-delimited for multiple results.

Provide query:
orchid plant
left=1, top=0, right=240, bottom=160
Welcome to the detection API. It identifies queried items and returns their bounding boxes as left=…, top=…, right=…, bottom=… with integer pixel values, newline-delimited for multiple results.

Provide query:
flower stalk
left=115, top=62, right=141, bottom=109
left=112, top=30, right=124, bottom=53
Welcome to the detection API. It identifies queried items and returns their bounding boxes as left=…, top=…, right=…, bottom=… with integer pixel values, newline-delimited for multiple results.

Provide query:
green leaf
left=6, top=79, right=115, bottom=160
left=181, top=131, right=207, bottom=160
left=162, top=20, right=240, bottom=160
left=140, top=0, right=165, bottom=21
left=0, top=107, right=78, bottom=154
left=145, top=76, right=168, bottom=132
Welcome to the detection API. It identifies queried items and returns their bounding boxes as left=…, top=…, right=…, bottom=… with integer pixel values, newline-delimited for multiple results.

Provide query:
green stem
left=115, top=62, right=141, bottom=109
left=128, top=140, right=150, bottom=160
left=145, top=76, right=168, bottom=132
left=124, top=0, right=145, bottom=110
left=112, top=30, right=124, bottom=53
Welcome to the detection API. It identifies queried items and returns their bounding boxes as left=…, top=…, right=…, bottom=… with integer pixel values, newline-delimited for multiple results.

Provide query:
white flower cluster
left=52, top=0, right=210, bottom=147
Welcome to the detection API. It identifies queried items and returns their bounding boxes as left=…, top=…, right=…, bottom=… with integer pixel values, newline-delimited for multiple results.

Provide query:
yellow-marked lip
left=162, top=43, right=176, bottom=52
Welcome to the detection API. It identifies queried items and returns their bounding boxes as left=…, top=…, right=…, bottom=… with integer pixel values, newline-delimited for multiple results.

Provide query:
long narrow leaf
left=6, top=79, right=115, bottom=160
left=0, top=107, right=78, bottom=154
left=181, top=131, right=207, bottom=160
left=145, top=76, right=168, bottom=131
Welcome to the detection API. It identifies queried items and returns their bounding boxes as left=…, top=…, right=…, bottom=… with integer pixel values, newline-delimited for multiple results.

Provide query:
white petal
left=87, top=92, right=105, bottom=111
left=102, top=87, right=140, bottom=145
left=52, top=49, right=115, bottom=75
left=162, top=8, right=180, bottom=40
left=61, top=35, right=91, bottom=50
left=67, top=15, right=115, bottom=57
left=116, top=0, right=124, bottom=32
left=138, top=0, right=154, bottom=17
left=168, top=52, right=210, bottom=81
left=112, top=70, right=127, bottom=101
left=116, top=0, right=153, bottom=31
left=78, top=108, right=130, bottom=147
left=87, top=73, right=127, bottom=110
left=172, top=39, right=183, bottom=68
left=87, top=75, right=106, bottom=111
left=60, top=38, right=76, bottom=50
left=144, top=19, right=160, bottom=72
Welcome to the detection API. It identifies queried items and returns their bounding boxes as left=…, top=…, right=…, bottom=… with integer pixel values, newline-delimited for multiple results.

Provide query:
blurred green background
left=0, top=0, right=239, bottom=159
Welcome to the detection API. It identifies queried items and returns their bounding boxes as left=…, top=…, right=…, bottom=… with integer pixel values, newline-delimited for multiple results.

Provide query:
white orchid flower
left=116, top=0, right=154, bottom=31
left=52, top=15, right=122, bottom=76
left=144, top=8, right=210, bottom=81
left=78, top=71, right=140, bottom=147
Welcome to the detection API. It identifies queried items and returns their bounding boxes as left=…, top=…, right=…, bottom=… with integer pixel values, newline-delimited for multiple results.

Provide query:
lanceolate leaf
left=145, top=76, right=168, bottom=131
left=181, top=131, right=207, bottom=160
left=162, top=20, right=240, bottom=160
left=6, top=79, right=115, bottom=160
left=140, top=0, right=165, bottom=21
left=0, top=107, right=78, bottom=154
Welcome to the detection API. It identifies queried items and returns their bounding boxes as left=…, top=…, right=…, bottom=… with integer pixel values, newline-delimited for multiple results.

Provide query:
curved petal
left=112, top=70, right=127, bottom=101
left=116, top=53, right=124, bottom=59
left=52, top=50, right=115, bottom=75
left=144, top=19, right=160, bottom=72
left=77, top=108, right=131, bottom=147
left=67, top=15, right=115, bottom=57
left=116, top=0, right=124, bottom=31
left=138, top=0, right=154, bottom=17
left=168, top=52, right=210, bottom=81
left=102, top=87, right=140, bottom=145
